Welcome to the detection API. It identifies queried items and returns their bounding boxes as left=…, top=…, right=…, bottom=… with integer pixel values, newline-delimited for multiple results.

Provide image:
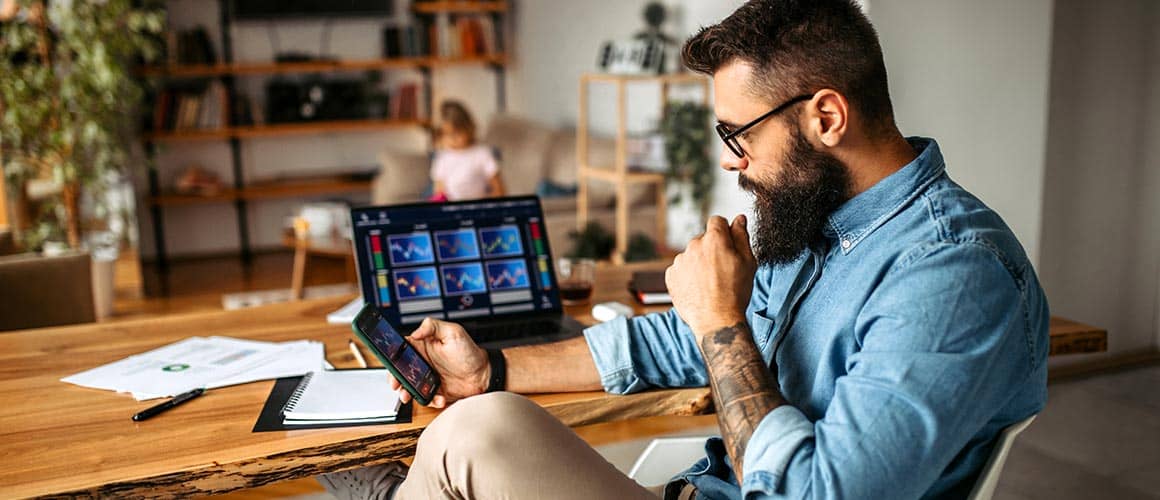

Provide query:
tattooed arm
left=700, top=321, right=786, bottom=479
left=664, top=214, right=780, bottom=480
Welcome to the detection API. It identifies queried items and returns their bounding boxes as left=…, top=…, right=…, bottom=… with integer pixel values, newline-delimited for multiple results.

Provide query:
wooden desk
left=0, top=294, right=711, bottom=498
left=0, top=263, right=1105, bottom=498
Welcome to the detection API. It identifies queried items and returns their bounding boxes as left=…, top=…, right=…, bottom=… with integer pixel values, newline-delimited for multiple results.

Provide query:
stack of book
left=628, top=271, right=672, bottom=305
left=150, top=81, right=229, bottom=132
left=433, top=15, right=501, bottom=58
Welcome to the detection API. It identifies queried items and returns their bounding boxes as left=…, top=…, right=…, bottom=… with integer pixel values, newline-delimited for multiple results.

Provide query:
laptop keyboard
left=469, top=319, right=563, bottom=343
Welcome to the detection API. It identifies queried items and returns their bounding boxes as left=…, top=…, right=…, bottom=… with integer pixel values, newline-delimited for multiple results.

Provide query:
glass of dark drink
left=557, top=258, right=595, bottom=305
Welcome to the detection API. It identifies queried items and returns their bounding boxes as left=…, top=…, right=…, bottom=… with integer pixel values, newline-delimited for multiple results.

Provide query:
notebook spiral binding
left=281, top=371, right=315, bottom=414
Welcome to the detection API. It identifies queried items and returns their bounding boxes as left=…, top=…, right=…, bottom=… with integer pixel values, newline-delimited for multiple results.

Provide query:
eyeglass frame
left=715, top=93, right=815, bottom=159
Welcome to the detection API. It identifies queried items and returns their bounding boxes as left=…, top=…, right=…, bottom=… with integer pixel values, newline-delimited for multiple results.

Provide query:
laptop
left=350, top=196, right=586, bottom=348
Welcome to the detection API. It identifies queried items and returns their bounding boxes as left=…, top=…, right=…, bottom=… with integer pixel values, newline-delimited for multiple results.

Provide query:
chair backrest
left=967, top=415, right=1037, bottom=500
left=627, top=415, right=1038, bottom=497
left=0, top=251, right=96, bottom=331
left=628, top=436, right=714, bottom=487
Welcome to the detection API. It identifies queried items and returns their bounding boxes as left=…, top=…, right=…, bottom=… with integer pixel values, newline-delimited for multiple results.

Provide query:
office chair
left=628, top=415, right=1037, bottom=500
left=0, top=251, right=96, bottom=331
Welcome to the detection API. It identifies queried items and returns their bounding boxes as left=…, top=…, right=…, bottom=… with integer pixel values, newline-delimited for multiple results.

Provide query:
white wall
left=695, top=0, right=1058, bottom=268
left=869, top=0, right=1055, bottom=267
left=1038, top=0, right=1160, bottom=362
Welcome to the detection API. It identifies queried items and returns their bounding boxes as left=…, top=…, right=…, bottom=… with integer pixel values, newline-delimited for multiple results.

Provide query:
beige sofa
left=372, top=115, right=661, bottom=257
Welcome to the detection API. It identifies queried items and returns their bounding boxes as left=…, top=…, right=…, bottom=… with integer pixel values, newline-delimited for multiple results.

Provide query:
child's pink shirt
left=430, top=144, right=498, bottom=200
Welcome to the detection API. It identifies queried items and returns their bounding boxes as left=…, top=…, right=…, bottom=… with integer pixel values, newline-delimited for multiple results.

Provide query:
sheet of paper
left=61, top=336, right=324, bottom=400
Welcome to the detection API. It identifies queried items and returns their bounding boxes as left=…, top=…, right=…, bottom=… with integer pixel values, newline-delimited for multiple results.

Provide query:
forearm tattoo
left=701, top=321, right=786, bottom=480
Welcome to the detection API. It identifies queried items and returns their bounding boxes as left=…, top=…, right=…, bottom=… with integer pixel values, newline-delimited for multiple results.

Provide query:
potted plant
left=659, top=100, right=714, bottom=244
left=0, top=0, right=164, bottom=251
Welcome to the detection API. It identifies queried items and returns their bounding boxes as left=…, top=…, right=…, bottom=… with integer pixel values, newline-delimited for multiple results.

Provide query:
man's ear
left=805, top=89, right=848, bottom=148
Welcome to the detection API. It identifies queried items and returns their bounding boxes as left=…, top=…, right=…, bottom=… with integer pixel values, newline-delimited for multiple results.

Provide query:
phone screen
left=356, top=310, right=439, bottom=400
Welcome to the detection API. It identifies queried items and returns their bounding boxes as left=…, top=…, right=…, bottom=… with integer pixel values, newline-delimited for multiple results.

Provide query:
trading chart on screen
left=351, top=198, right=560, bottom=325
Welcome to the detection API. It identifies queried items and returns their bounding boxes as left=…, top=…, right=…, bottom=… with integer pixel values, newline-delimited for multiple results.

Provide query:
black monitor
left=350, top=197, right=562, bottom=327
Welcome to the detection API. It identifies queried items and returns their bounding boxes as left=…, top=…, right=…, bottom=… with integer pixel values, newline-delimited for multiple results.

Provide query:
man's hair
left=439, top=100, right=477, bottom=142
left=682, top=0, right=894, bottom=132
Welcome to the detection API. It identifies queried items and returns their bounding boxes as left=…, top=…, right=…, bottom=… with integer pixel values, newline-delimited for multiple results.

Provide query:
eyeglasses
left=715, top=93, right=815, bottom=159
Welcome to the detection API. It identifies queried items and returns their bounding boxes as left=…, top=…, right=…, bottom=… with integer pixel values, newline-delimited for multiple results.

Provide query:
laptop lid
left=350, top=196, right=563, bottom=327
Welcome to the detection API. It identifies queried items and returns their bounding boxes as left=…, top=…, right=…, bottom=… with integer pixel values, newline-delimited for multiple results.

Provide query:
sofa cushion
left=373, top=150, right=430, bottom=205
left=484, top=115, right=556, bottom=196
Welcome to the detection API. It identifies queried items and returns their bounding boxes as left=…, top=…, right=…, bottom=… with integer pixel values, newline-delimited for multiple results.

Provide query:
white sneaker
left=317, top=461, right=408, bottom=500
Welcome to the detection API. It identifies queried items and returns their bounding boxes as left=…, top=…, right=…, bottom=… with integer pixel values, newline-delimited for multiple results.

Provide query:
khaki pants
left=395, top=392, right=664, bottom=499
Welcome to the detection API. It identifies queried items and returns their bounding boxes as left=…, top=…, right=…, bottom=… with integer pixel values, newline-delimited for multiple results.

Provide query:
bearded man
left=321, top=0, right=1049, bottom=498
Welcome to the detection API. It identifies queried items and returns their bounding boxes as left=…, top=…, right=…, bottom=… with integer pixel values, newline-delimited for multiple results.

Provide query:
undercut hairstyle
left=682, top=0, right=895, bottom=133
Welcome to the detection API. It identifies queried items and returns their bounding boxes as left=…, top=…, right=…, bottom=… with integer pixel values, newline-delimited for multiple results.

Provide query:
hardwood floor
left=116, top=251, right=351, bottom=320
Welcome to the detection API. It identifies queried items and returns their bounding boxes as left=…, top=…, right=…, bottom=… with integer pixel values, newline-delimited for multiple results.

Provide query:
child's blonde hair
left=439, top=100, right=477, bottom=145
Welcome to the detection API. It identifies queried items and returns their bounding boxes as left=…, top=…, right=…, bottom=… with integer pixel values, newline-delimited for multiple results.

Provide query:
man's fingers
left=705, top=216, right=734, bottom=250
left=731, top=214, right=756, bottom=265
left=410, top=317, right=437, bottom=340
left=398, top=388, right=412, bottom=404
left=430, top=394, right=447, bottom=408
left=389, top=376, right=401, bottom=390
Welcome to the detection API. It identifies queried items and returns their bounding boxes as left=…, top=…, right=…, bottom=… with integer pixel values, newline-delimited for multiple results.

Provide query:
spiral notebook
left=281, top=369, right=402, bottom=422
left=251, top=366, right=410, bottom=431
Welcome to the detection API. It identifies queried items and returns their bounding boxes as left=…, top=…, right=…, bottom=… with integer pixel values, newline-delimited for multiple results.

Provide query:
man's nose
left=721, top=144, right=747, bottom=172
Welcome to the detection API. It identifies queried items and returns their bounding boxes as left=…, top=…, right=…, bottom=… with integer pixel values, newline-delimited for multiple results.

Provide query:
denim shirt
left=583, top=138, right=1050, bottom=499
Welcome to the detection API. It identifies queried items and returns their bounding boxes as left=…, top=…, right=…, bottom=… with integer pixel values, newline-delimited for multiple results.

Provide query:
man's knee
left=417, top=392, right=543, bottom=456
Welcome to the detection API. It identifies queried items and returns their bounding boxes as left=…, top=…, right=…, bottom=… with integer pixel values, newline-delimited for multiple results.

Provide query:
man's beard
left=738, top=127, right=851, bottom=266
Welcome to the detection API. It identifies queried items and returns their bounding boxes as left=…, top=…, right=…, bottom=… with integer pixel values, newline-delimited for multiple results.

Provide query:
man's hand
left=666, top=214, right=758, bottom=338
left=389, top=317, right=489, bottom=408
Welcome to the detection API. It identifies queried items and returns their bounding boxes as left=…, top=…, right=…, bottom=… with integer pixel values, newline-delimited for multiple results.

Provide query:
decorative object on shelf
left=596, top=2, right=676, bottom=75
left=567, top=221, right=615, bottom=260
left=174, top=166, right=224, bottom=197
left=660, top=100, right=714, bottom=220
left=0, top=0, right=165, bottom=251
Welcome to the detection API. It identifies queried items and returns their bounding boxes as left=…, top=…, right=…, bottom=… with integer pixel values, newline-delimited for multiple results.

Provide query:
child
left=430, top=100, right=504, bottom=201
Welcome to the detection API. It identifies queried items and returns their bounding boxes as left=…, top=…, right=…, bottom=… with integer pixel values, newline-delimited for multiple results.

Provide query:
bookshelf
left=577, top=73, right=712, bottom=264
left=144, top=1, right=509, bottom=289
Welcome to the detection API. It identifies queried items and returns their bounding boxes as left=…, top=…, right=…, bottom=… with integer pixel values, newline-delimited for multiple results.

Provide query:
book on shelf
left=151, top=81, right=228, bottom=132
left=389, top=82, right=422, bottom=121
left=383, top=21, right=433, bottom=58
left=166, top=26, right=217, bottom=66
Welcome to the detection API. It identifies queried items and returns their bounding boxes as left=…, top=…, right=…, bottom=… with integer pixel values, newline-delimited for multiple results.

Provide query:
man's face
left=713, top=61, right=851, bottom=265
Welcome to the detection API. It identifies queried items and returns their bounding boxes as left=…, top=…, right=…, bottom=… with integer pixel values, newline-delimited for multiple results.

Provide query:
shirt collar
left=823, top=137, right=946, bottom=254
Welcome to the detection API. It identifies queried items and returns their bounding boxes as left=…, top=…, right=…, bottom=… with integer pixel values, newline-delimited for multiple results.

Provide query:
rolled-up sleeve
left=583, top=265, right=781, bottom=395
left=583, top=308, right=706, bottom=394
left=741, top=243, right=1043, bottom=499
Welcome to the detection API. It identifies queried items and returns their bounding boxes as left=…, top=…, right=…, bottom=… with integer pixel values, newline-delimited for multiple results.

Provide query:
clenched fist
left=665, top=214, right=757, bottom=339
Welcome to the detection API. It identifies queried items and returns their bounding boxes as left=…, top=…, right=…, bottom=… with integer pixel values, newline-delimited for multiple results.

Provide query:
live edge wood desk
left=0, top=263, right=1105, bottom=498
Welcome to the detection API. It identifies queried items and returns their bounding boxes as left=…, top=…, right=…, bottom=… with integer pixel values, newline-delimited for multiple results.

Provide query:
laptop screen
left=350, top=196, right=562, bottom=327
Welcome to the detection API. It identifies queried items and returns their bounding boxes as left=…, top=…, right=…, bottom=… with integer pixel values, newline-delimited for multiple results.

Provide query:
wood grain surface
left=0, top=263, right=1104, bottom=498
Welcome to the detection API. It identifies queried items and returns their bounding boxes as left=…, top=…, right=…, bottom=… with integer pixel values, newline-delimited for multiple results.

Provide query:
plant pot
left=4, top=181, right=34, bottom=246
left=91, top=255, right=116, bottom=321
left=666, top=182, right=704, bottom=249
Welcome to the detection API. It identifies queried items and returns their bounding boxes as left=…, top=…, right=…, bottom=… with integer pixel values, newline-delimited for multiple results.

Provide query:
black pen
left=132, top=388, right=205, bottom=422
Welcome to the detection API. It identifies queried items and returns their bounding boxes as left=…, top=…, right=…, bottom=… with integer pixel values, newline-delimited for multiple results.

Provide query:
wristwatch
left=485, top=348, right=506, bottom=393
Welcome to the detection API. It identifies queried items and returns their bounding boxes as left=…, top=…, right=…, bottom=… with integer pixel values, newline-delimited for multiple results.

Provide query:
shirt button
left=841, top=239, right=852, bottom=249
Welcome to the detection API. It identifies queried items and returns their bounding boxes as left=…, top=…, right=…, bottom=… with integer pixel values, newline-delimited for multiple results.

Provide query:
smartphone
left=351, top=304, right=441, bottom=406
